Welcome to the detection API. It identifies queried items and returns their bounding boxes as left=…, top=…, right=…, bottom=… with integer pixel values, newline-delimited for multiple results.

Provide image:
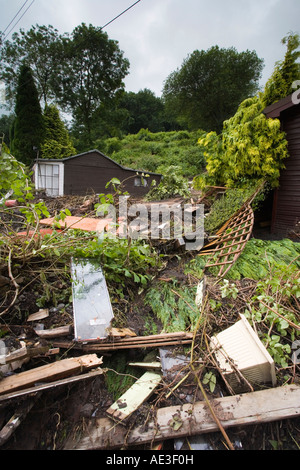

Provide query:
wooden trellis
left=199, top=202, right=255, bottom=278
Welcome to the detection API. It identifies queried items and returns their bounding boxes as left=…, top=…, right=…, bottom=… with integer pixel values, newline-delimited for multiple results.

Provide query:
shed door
left=37, top=163, right=61, bottom=196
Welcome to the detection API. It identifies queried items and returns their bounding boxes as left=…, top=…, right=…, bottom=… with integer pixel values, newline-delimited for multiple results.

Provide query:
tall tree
left=163, top=46, right=264, bottom=133
left=12, top=64, right=44, bottom=165
left=41, top=104, right=76, bottom=159
left=118, top=89, right=165, bottom=134
left=56, top=23, right=130, bottom=146
left=263, top=32, right=300, bottom=107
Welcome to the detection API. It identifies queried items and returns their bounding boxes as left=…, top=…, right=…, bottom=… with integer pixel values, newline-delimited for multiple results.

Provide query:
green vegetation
left=196, top=32, right=299, bottom=191
left=98, top=128, right=206, bottom=178
left=163, top=45, right=263, bottom=133
left=0, top=147, right=33, bottom=199
left=0, top=23, right=129, bottom=147
left=41, top=104, right=76, bottom=159
left=197, top=95, right=289, bottom=189
left=11, top=64, right=44, bottom=165
left=146, top=165, right=191, bottom=201
left=145, top=281, right=199, bottom=333
left=186, top=238, right=300, bottom=281
left=185, top=238, right=300, bottom=369
left=203, top=182, right=267, bottom=234
left=263, top=32, right=300, bottom=107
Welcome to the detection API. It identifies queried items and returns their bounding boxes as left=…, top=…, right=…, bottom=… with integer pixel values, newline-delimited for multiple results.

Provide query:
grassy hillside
left=96, top=128, right=207, bottom=178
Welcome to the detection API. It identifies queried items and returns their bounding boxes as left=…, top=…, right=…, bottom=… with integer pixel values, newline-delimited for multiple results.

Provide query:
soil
left=0, top=192, right=299, bottom=451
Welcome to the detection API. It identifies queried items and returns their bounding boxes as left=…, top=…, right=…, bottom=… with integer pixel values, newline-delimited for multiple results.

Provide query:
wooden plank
left=108, top=328, right=137, bottom=338
left=106, top=371, right=161, bottom=423
left=0, top=369, right=104, bottom=404
left=27, top=309, right=49, bottom=322
left=52, top=332, right=194, bottom=352
left=52, top=338, right=193, bottom=352
left=65, top=384, right=300, bottom=449
left=0, top=344, right=50, bottom=374
left=105, top=331, right=193, bottom=343
left=34, top=325, right=72, bottom=338
left=0, top=354, right=103, bottom=396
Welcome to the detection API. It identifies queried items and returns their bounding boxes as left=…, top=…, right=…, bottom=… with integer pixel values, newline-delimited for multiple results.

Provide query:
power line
left=3, top=0, right=35, bottom=41
left=101, top=0, right=142, bottom=30
left=2, top=0, right=31, bottom=34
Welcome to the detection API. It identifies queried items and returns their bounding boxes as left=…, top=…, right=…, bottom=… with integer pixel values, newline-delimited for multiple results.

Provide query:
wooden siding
left=63, top=151, right=161, bottom=197
left=271, top=105, right=300, bottom=234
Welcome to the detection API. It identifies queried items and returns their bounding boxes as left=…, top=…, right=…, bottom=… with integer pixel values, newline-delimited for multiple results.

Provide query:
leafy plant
left=145, top=281, right=199, bottom=332
left=203, top=182, right=267, bottom=234
left=220, top=279, right=239, bottom=300
left=196, top=34, right=300, bottom=191
left=0, top=148, right=32, bottom=199
left=198, top=95, right=288, bottom=189
left=146, top=165, right=190, bottom=201
left=203, top=371, right=217, bottom=393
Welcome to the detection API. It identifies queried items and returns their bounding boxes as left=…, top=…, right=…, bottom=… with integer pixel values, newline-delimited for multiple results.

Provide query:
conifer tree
left=41, top=104, right=76, bottom=159
left=12, top=64, right=44, bottom=165
left=263, top=32, right=300, bottom=107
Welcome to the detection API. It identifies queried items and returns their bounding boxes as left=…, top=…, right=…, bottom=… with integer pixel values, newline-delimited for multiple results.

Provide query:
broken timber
left=0, top=354, right=103, bottom=396
left=106, top=371, right=161, bottom=423
left=34, top=324, right=73, bottom=339
left=0, top=395, right=40, bottom=446
left=0, top=369, right=104, bottom=404
left=52, top=331, right=194, bottom=352
left=65, top=384, right=300, bottom=449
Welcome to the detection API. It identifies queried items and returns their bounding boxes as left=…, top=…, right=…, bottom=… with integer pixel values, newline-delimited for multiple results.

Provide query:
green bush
left=99, top=129, right=206, bottom=178
left=146, top=165, right=191, bottom=200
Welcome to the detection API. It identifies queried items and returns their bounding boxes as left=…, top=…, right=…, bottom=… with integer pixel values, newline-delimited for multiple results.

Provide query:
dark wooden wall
left=63, top=151, right=161, bottom=197
left=271, top=105, right=300, bottom=234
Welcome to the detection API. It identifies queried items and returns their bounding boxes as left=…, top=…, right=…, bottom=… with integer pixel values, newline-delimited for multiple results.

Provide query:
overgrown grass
left=96, top=129, right=207, bottom=178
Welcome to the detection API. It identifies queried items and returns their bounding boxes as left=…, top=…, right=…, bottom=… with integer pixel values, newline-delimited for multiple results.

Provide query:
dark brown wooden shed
left=263, top=94, right=300, bottom=235
left=33, top=149, right=162, bottom=198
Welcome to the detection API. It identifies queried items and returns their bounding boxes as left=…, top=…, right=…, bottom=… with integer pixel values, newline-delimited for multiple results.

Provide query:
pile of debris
left=0, top=187, right=299, bottom=451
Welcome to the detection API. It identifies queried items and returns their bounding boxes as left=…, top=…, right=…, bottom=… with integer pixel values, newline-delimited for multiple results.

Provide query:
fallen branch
left=258, top=300, right=300, bottom=331
left=0, top=369, right=104, bottom=404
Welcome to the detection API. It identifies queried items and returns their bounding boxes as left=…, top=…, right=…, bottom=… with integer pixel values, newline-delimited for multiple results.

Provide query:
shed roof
left=263, top=93, right=299, bottom=118
left=36, top=149, right=162, bottom=177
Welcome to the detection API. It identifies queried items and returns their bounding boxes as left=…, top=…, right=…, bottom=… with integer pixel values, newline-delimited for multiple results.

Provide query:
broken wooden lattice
left=198, top=185, right=263, bottom=278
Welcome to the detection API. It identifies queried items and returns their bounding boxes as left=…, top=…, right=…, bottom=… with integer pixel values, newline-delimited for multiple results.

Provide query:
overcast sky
left=1, top=0, right=300, bottom=97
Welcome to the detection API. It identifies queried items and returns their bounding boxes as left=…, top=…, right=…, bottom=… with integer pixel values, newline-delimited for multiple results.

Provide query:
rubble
left=65, top=384, right=300, bottom=450
left=0, top=188, right=299, bottom=451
